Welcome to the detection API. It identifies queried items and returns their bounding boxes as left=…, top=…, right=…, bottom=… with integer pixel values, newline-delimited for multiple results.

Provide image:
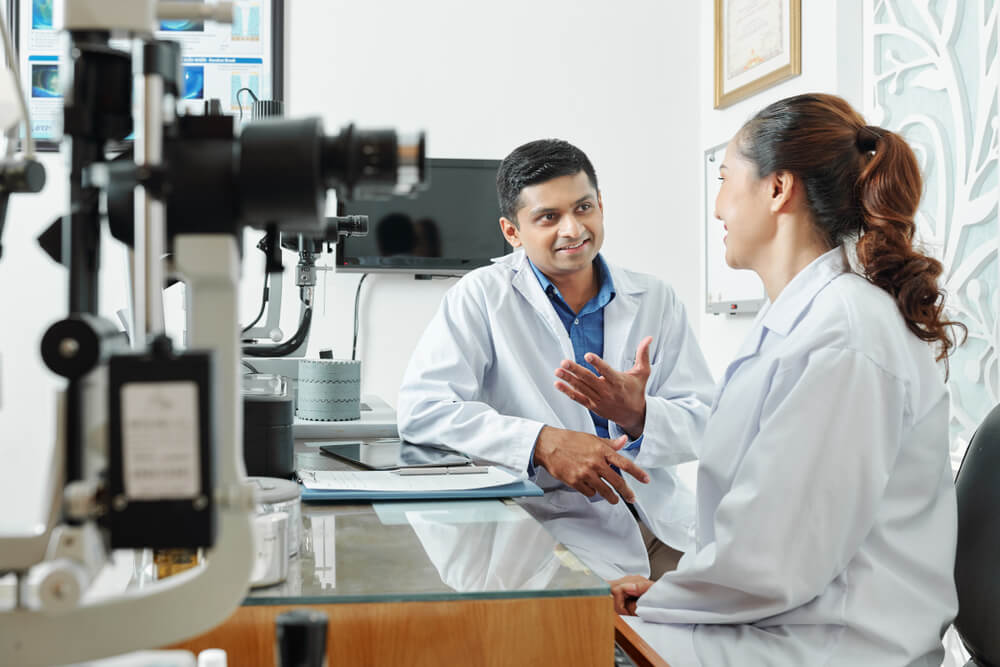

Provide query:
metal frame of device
left=0, top=0, right=425, bottom=663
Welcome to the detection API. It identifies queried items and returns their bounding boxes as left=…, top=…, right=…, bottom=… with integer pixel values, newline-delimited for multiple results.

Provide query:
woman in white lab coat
left=608, top=94, right=964, bottom=666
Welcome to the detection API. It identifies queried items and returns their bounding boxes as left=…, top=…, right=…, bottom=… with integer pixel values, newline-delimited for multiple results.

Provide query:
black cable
left=241, top=273, right=269, bottom=334
left=242, top=359, right=260, bottom=374
left=236, top=86, right=259, bottom=123
left=244, top=307, right=313, bottom=357
left=352, top=274, right=369, bottom=361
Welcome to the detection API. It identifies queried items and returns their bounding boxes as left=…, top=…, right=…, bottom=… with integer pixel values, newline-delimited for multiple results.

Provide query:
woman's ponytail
left=855, top=128, right=965, bottom=370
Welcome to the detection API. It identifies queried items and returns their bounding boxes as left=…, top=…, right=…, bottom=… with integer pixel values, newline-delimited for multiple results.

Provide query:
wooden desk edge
left=615, top=615, right=672, bottom=667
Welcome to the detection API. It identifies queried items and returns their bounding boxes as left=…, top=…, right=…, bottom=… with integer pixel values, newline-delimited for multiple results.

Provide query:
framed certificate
left=714, top=0, right=801, bottom=109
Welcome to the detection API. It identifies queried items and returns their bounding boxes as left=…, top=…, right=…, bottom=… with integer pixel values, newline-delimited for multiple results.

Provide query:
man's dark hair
left=496, top=139, right=599, bottom=225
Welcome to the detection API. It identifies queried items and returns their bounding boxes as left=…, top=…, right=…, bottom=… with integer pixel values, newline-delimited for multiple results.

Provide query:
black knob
left=275, top=609, right=328, bottom=667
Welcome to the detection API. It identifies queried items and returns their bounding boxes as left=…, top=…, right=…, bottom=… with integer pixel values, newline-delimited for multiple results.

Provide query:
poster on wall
left=10, top=0, right=282, bottom=148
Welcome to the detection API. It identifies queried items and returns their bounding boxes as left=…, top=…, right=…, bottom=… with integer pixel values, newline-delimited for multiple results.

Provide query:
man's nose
left=558, top=214, right=584, bottom=236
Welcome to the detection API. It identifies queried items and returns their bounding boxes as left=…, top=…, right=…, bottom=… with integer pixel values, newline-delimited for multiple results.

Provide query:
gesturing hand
left=554, top=336, right=653, bottom=439
left=532, top=426, right=649, bottom=504
left=610, top=575, right=655, bottom=615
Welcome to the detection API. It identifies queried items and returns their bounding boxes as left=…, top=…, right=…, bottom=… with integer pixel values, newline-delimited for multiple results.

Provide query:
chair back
left=954, top=402, right=1000, bottom=665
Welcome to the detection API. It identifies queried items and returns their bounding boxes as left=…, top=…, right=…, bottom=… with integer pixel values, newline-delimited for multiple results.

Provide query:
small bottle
left=153, top=547, right=200, bottom=580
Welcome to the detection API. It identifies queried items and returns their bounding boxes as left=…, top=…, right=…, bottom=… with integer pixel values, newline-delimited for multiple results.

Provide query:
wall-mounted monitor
left=335, top=158, right=509, bottom=276
left=7, top=0, right=284, bottom=150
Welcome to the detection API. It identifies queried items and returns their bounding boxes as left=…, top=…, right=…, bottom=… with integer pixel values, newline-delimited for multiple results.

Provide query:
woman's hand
left=610, top=574, right=655, bottom=615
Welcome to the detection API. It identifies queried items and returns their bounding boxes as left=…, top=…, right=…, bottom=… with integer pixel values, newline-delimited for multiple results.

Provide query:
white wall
left=286, top=0, right=704, bottom=404
left=696, top=0, right=864, bottom=379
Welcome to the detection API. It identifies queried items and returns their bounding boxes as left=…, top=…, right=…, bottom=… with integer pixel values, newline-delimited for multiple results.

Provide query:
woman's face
left=714, top=139, right=777, bottom=271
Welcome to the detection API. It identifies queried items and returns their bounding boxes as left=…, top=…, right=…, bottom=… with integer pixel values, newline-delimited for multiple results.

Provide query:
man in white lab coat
left=397, top=139, right=715, bottom=580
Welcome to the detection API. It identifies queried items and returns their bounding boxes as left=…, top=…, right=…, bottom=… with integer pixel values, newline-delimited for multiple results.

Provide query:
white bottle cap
left=197, top=649, right=228, bottom=667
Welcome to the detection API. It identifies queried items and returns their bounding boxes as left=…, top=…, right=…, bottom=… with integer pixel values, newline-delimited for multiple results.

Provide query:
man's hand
left=533, top=426, right=649, bottom=503
left=554, top=336, right=653, bottom=439
left=610, top=575, right=655, bottom=615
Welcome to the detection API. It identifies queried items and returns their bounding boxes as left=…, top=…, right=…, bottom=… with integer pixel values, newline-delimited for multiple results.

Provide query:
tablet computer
left=318, top=439, right=472, bottom=470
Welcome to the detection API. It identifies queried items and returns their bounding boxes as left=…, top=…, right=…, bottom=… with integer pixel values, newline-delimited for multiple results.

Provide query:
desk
left=168, top=449, right=616, bottom=665
left=615, top=616, right=672, bottom=667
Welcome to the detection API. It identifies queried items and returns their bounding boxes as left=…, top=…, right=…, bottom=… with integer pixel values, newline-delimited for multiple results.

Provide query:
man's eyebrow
left=528, top=195, right=595, bottom=216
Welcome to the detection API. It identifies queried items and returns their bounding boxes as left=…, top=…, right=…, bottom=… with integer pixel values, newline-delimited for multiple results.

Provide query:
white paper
left=299, top=467, right=519, bottom=492
left=121, top=381, right=201, bottom=500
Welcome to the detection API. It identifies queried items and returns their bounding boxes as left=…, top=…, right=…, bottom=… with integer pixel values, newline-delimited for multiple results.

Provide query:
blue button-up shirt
left=528, top=255, right=617, bottom=439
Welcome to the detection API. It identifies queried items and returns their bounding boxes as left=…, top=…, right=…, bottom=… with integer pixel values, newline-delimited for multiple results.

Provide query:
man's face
left=499, top=171, right=604, bottom=280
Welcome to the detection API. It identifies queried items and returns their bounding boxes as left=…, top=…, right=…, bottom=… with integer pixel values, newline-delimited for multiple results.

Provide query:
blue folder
left=299, top=478, right=543, bottom=503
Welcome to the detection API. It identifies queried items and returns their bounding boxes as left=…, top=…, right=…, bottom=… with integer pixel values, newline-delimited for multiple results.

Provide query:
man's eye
left=578, top=203, right=592, bottom=212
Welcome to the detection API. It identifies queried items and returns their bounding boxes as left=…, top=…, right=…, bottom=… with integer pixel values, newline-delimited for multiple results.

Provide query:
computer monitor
left=335, top=158, right=509, bottom=276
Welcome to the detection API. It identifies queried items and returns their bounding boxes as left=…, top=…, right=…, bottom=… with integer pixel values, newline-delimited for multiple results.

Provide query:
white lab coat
left=397, top=250, right=715, bottom=579
left=633, top=248, right=958, bottom=666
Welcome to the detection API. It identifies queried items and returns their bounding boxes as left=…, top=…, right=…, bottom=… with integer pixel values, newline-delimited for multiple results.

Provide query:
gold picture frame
left=714, top=0, right=801, bottom=109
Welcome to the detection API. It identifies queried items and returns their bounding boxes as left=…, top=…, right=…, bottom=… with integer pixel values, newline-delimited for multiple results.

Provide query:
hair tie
left=856, top=125, right=880, bottom=153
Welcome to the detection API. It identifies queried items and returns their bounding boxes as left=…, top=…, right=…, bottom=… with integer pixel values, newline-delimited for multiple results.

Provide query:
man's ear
left=769, top=171, right=797, bottom=214
left=597, top=191, right=604, bottom=214
left=499, top=217, right=522, bottom=248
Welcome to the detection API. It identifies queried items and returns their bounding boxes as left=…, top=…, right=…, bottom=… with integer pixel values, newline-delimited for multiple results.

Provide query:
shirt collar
left=761, top=247, right=849, bottom=337
left=527, top=254, right=616, bottom=311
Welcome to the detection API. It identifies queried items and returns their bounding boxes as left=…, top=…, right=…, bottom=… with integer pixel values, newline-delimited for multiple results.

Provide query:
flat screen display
left=335, top=158, right=509, bottom=276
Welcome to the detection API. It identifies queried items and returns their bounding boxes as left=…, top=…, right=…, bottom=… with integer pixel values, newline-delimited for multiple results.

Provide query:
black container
left=243, top=393, right=294, bottom=478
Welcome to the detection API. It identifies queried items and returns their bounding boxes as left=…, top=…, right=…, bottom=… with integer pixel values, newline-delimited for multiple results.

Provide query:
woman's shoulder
left=797, top=272, right=945, bottom=395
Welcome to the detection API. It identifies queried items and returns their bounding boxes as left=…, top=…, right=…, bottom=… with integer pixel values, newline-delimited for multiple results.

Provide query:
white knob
left=197, top=648, right=228, bottom=667
left=22, top=559, right=89, bottom=612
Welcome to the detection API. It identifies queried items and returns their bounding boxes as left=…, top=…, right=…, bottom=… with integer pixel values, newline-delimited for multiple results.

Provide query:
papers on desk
left=298, top=467, right=520, bottom=493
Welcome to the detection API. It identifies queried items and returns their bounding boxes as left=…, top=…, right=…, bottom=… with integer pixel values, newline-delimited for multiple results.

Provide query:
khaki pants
left=638, top=519, right=683, bottom=580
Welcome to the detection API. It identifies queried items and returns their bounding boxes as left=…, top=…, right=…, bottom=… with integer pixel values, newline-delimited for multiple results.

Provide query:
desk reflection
left=406, top=503, right=566, bottom=592
left=247, top=499, right=602, bottom=605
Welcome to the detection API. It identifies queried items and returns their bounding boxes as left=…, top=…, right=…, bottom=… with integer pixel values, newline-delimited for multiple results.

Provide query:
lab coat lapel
left=603, top=291, right=638, bottom=373
left=603, top=264, right=643, bottom=372
left=509, top=253, right=574, bottom=359
left=715, top=306, right=770, bottom=409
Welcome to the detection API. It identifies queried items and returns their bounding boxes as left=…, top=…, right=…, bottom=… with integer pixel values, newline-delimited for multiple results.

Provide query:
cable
left=241, top=272, right=269, bottom=334
left=235, top=86, right=258, bottom=124
left=244, top=307, right=312, bottom=357
left=241, top=359, right=259, bottom=374
left=0, top=5, right=33, bottom=157
left=352, top=273, right=368, bottom=361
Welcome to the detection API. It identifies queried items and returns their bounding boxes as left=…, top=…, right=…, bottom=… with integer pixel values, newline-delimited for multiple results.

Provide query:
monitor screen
left=335, top=158, right=509, bottom=275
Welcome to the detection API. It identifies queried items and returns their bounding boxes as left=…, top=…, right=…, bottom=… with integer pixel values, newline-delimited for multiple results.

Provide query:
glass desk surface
left=246, top=498, right=609, bottom=606
left=245, top=444, right=609, bottom=606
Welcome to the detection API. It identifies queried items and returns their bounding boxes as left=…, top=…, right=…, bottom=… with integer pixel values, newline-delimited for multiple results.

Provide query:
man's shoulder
left=443, top=256, right=521, bottom=305
left=604, top=259, right=677, bottom=300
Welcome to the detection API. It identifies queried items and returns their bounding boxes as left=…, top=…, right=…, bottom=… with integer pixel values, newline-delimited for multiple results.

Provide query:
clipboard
left=298, top=479, right=543, bottom=503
